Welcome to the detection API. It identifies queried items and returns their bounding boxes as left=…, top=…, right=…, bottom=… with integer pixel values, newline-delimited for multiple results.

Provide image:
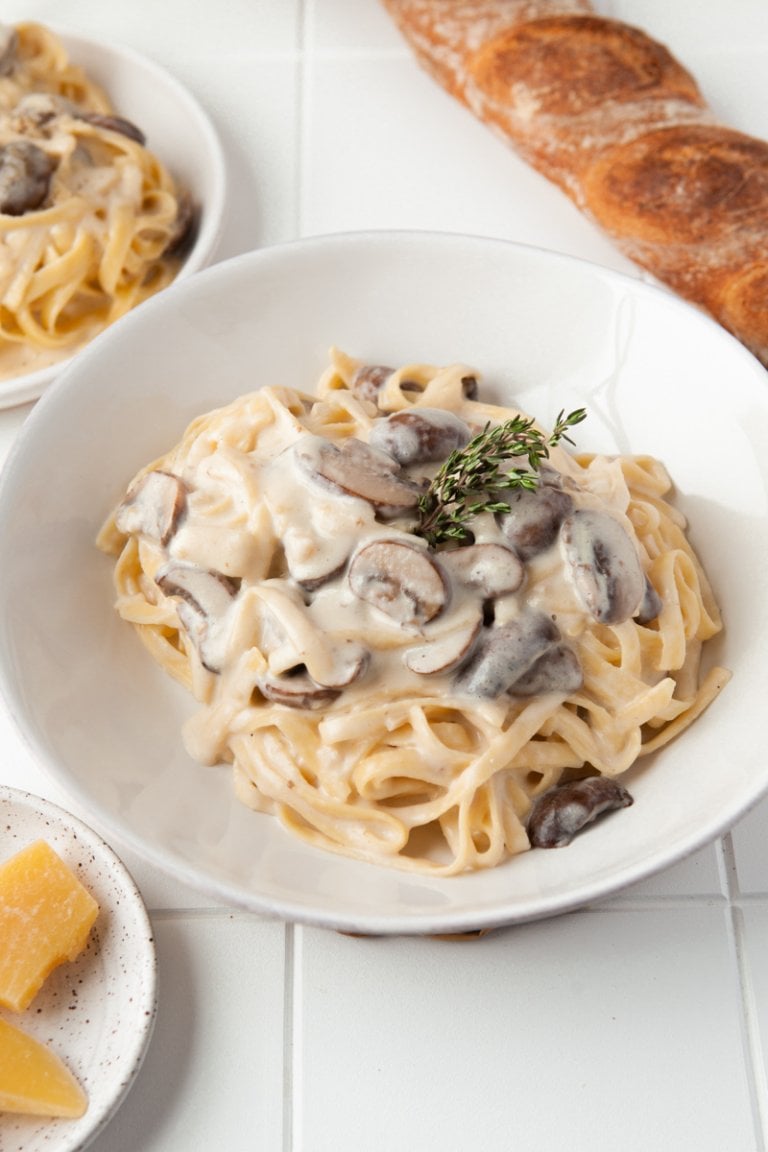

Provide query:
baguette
left=381, top=0, right=768, bottom=366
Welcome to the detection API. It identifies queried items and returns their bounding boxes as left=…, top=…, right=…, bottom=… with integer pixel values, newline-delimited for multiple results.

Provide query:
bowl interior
left=0, top=28, right=227, bottom=408
left=0, top=231, right=766, bottom=934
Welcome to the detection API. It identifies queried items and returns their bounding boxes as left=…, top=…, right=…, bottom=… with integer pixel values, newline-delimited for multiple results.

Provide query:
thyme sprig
left=415, top=407, right=587, bottom=547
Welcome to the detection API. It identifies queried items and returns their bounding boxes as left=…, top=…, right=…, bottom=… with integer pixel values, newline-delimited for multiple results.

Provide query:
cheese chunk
left=0, top=840, right=99, bottom=1012
left=0, top=1015, right=87, bottom=1117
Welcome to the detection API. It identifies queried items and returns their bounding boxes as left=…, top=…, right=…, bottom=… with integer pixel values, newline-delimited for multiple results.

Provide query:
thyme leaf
left=414, top=407, right=587, bottom=547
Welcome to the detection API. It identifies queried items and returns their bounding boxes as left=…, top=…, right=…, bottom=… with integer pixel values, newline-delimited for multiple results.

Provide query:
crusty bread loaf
left=381, top=0, right=768, bottom=366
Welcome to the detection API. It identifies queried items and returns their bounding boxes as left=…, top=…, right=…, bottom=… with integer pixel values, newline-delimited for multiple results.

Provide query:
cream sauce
left=139, top=386, right=654, bottom=770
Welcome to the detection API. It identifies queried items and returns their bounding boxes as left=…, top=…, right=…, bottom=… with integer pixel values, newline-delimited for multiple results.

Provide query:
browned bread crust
left=382, top=0, right=768, bottom=365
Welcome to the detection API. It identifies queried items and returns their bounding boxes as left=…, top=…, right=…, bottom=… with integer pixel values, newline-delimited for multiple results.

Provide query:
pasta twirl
left=97, top=350, right=730, bottom=875
left=0, top=22, right=193, bottom=380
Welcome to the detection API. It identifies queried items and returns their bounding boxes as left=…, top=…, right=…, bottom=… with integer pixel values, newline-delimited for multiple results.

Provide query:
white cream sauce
left=126, top=386, right=655, bottom=772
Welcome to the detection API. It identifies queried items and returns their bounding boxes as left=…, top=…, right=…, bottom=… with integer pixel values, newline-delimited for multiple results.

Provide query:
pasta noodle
left=98, top=349, right=730, bottom=875
left=0, top=22, right=193, bottom=380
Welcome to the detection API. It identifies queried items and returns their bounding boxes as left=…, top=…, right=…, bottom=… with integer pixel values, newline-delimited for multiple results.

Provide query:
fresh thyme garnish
left=414, top=408, right=587, bottom=547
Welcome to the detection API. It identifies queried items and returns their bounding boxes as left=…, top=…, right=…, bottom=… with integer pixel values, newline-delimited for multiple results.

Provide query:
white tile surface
left=297, top=911, right=756, bottom=1152
left=731, top=796, right=768, bottom=895
left=84, top=914, right=287, bottom=1152
left=741, top=904, right=768, bottom=1133
left=1, top=2, right=768, bottom=1150
left=300, top=45, right=636, bottom=272
left=610, top=841, right=726, bottom=901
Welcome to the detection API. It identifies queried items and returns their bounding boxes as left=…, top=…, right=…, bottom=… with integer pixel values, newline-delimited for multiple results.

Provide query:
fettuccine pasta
left=98, top=350, right=730, bottom=874
left=0, top=22, right=193, bottom=380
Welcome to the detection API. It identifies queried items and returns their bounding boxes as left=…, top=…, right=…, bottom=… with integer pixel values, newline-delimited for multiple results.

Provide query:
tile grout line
left=719, top=833, right=768, bottom=1151
left=295, top=0, right=311, bottom=240
left=282, top=920, right=297, bottom=1152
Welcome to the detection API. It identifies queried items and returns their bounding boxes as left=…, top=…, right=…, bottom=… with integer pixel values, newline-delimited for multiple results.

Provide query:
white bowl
left=0, top=26, right=227, bottom=409
left=0, top=231, right=766, bottom=935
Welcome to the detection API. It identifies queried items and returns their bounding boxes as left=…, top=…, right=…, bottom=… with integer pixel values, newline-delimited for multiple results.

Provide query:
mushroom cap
left=368, top=408, right=471, bottom=466
left=527, top=776, right=634, bottom=849
left=497, top=480, right=574, bottom=560
left=455, top=611, right=560, bottom=698
left=115, top=469, right=188, bottom=545
left=0, top=139, right=55, bottom=215
left=348, top=539, right=448, bottom=627
left=561, top=508, right=646, bottom=624
left=293, top=435, right=424, bottom=517
left=405, top=611, right=482, bottom=675
left=441, top=542, right=525, bottom=598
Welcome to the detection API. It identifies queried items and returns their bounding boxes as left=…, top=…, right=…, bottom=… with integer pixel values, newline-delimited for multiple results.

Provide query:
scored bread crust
left=382, top=0, right=768, bottom=366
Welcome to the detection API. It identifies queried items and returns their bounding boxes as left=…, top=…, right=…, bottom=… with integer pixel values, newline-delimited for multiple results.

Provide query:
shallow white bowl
left=0, top=231, right=766, bottom=935
left=0, top=26, right=227, bottom=409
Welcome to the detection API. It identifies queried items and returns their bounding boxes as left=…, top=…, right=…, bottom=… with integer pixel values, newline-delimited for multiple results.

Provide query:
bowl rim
left=1, top=228, right=767, bottom=934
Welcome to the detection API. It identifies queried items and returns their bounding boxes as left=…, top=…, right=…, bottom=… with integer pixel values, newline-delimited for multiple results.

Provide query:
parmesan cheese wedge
left=0, top=1015, right=87, bottom=1117
left=0, top=839, right=99, bottom=1012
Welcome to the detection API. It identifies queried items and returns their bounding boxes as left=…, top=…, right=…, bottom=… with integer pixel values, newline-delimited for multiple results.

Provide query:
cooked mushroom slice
left=0, top=141, right=54, bottom=215
left=509, top=643, right=583, bottom=696
left=258, top=670, right=341, bottom=710
left=311, top=641, right=369, bottom=689
left=460, top=375, right=478, bottom=400
left=293, top=435, right=423, bottom=517
left=635, top=574, right=663, bottom=625
left=76, top=111, right=146, bottom=145
left=164, top=189, right=197, bottom=257
left=441, top=543, right=524, bottom=598
left=455, top=611, right=560, bottom=698
left=295, top=559, right=348, bottom=593
left=405, top=613, right=482, bottom=675
left=561, top=508, right=645, bottom=625
left=115, top=470, right=188, bottom=545
left=10, top=93, right=67, bottom=131
left=252, top=584, right=369, bottom=688
left=348, top=540, right=447, bottom=626
left=156, top=563, right=238, bottom=672
left=497, top=480, right=573, bottom=560
left=368, top=408, right=471, bottom=466
left=0, top=25, right=17, bottom=75
left=350, top=364, right=394, bottom=405
left=527, top=776, right=634, bottom=849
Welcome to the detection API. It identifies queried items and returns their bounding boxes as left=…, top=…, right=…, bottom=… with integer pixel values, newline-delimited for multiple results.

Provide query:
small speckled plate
left=0, top=787, right=157, bottom=1152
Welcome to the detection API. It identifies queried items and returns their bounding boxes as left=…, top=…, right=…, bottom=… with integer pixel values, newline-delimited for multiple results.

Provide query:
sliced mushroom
left=293, top=435, right=423, bottom=517
left=527, top=776, right=634, bottom=848
left=0, top=141, right=54, bottom=215
left=10, top=93, right=66, bottom=132
left=509, top=642, right=583, bottom=696
left=460, top=375, right=479, bottom=400
left=115, top=470, right=188, bottom=545
left=405, top=612, right=482, bottom=675
left=156, top=563, right=238, bottom=672
left=251, top=584, right=369, bottom=689
left=295, top=559, right=348, bottom=593
left=258, top=669, right=341, bottom=710
left=0, top=25, right=18, bottom=75
left=561, top=508, right=645, bottom=625
left=455, top=611, right=560, bottom=698
left=368, top=408, right=471, bottom=466
left=440, top=543, right=524, bottom=598
left=350, top=364, right=394, bottom=406
left=164, top=189, right=197, bottom=257
left=497, top=479, right=573, bottom=560
left=348, top=539, right=448, bottom=626
left=77, top=111, right=146, bottom=145
left=635, top=574, right=663, bottom=625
